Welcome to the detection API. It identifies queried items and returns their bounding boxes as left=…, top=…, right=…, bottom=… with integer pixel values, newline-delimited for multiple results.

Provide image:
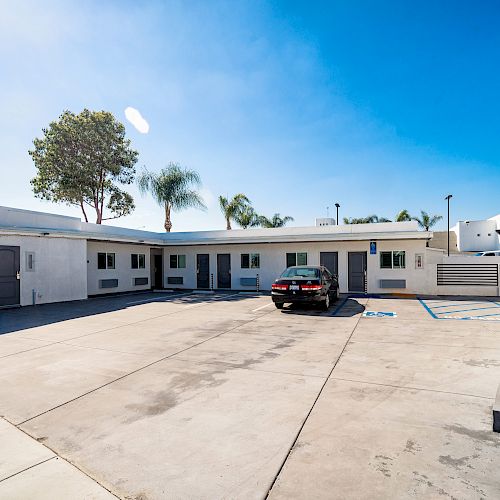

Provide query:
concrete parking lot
left=0, top=292, right=499, bottom=499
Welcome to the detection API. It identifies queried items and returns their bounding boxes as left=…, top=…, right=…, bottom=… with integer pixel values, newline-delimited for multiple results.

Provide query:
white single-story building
left=452, top=214, right=500, bottom=253
left=0, top=206, right=498, bottom=307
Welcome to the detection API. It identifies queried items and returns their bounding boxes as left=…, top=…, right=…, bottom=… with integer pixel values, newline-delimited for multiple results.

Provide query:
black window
left=131, top=254, right=146, bottom=269
left=380, top=251, right=405, bottom=269
left=98, top=252, right=115, bottom=269
left=286, top=252, right=307, bottom=267
left=241, top=254, right=250, bottom=268
left=380, top=252, right=392, bottom=269
left=98, top=253, right=106, bottom=269
left=170, top=255, right=186, bottom=268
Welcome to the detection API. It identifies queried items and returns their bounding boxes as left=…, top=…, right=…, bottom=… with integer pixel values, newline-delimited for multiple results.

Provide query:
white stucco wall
left=86, top=241, right=152, bottom=295
left=161, top=239, right=430, bottom=294
left=430, top=254, right=500, bottom=297
left=455, top=220, right=499, bottom=252
left=0, top=235, right=87, bottom=306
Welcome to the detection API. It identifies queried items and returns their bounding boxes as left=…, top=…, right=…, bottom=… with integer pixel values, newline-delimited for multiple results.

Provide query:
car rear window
left=281, top=267, right=320, bottom=278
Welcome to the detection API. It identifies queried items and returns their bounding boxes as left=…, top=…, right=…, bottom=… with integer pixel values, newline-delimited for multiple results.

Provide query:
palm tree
left=343, top=215, right=391, bottom=224
left=219, top=193, right=250, bottom=230
left=258, top=213, right=294, bottom=228
left=137, top=163, right=206, bottom=232
left=395, top=209, right=412, bottom=222
left=235, top=205, right=261, bottom=229
left=412, top=210, right=443, bottom=231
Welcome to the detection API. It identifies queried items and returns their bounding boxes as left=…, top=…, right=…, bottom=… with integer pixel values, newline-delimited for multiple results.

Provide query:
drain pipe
left=32, top=289, right=36, bottom=306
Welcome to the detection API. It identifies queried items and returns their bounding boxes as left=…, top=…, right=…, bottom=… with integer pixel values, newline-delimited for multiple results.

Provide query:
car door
left=322, top=269, right=332, bottom=294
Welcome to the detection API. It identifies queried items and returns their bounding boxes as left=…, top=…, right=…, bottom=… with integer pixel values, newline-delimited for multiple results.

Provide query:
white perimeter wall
left=455, top=220, right=499, bottom=252
left=87, top=241, right=152, bottom=295
left=427, top=253, right=500, bottom=297
left=161, top=239, right=430, bottom=294
left=0, top=235, right=87, bottom=306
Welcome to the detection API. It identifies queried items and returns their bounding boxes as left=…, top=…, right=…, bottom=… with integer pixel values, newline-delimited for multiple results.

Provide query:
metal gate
left=437, top=263, right=499, bottom=286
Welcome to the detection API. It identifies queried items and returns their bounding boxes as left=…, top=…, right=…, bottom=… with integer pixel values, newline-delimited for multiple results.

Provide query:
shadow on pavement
left=0, top=291, right=255, bottom=336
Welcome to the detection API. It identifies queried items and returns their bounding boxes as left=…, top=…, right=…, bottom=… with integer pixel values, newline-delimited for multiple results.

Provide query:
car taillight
left=272, top=283, right=288, bottom=291
left=301, top=284, right=322, bottom=291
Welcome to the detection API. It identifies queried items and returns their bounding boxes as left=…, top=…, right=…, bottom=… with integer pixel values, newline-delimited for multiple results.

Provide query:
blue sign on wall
left=370, top=241, right=377, bottom=254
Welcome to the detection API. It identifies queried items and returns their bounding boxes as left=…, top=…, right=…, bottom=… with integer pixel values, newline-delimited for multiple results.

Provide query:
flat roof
left=0, top=205, right=431, bottom=245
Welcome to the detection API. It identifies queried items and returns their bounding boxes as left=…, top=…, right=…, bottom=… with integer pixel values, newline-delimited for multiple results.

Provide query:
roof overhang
left=0, top=226, right=432, bottom=246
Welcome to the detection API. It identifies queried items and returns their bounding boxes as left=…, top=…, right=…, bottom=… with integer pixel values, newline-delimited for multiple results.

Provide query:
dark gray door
left=217, top=254, right=231, bottom=289
left=0, top=246, right=20, bottom=307
left=153, top=254, right=163, bottom=289
left=348, top=252, right=366, bottom=292
left=320, top=252, right=338, bottom=275
left=197, top=254, right=210, bottom=289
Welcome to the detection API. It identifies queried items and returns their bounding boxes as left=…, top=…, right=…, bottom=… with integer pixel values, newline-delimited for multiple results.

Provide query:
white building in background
left=0, top=205, right=498, bottom=307
left=452, top=214, right=500, bottom=252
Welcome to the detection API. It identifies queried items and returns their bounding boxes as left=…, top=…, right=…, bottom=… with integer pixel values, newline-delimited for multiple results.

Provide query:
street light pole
left=445, top=195, right=453, bottom=256
left=335, top=203, right=340, bottom=225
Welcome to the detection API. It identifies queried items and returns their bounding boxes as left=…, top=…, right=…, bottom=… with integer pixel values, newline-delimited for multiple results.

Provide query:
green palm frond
left=137, top=163, right=206, bottom=231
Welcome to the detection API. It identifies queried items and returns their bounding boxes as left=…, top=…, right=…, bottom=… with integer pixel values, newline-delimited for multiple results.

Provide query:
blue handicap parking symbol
left=363, top=311, right=397, bottom=318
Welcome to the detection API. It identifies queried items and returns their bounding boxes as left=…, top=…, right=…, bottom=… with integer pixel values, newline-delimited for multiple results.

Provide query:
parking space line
left=418, top=299, right=438, bottom=319
left=252, top=302, right=274, bottom=312
left=17, top=303, right=278, bottom=426
left=419, top=297, right=500, bottom=321
left=1, top=293, right=251, bottom=360
left=444, top=312, right=500, bottom=319
left=435, top=305, right=500, bottom=315
left=431, top=302, right=487, bottom=309
left=127, top=292, right=190, bottom=305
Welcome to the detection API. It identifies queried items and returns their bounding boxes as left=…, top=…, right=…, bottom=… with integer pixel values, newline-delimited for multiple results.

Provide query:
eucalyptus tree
left=412, top=210, right=443, bottom=231
left=218, top=193, right=250, bottom=230
left=29, top=109, right=138, bottom=223
left=258, top=213, right=294, bottom=228
left=137, top=163, right=206, bottom=232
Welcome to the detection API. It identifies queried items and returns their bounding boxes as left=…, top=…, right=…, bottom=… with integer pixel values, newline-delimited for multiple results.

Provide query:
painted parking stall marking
left=419, top=298, right=500, bottom=321
left=362, top=311, right=397, bottom=318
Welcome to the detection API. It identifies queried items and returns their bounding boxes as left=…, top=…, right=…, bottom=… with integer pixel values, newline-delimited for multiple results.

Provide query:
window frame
left=97, top=252, right=115, bottom=270
left=170, top=254, right=186, bottom=269
left=241, top=254, right=250, bottom=269
left=286, top=252, right=308, bottom=267
left=380, top=251, right=406, bottom=269
left=131, top=253, right=146, bottom=269
left=250, top=253, right=260, bottom=269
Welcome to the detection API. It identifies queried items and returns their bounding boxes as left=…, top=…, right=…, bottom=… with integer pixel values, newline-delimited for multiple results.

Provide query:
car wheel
left=333, top=287, right=339, bottom=301
left=321, top=293, right=330, bottom=311
left=275, top=302, right=284, bottom=309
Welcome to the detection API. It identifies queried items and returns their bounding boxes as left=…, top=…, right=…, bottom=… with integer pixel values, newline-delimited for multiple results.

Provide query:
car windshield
left=281, top=267, right=320, bottom=279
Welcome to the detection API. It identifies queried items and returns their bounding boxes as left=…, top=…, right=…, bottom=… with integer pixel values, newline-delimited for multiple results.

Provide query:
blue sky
left=1, top=0, right=499, bottom=231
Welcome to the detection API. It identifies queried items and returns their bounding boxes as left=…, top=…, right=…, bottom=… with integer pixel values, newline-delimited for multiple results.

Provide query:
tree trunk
left=80, top=201, right=89, bottom=223
left=164, top=203, right=172, bottom=232
left=226, top=217, right=231, bottom=230
left=95, top=206, right=102, bottom=224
